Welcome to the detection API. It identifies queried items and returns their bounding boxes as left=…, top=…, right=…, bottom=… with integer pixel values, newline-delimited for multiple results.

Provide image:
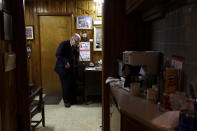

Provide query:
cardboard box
left=123, top=51, right=160, bottom=75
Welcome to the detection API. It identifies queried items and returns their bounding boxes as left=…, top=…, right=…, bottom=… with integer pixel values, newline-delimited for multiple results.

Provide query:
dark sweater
left=54, top=40, right=79, bottom=76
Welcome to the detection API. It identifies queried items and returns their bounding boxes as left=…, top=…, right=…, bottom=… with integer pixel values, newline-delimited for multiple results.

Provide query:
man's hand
left=65, top=62, right=70, bottom=69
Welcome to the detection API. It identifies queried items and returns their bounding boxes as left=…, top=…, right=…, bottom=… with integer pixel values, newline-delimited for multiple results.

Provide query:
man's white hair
left=70, top=33, right=81, bottom=45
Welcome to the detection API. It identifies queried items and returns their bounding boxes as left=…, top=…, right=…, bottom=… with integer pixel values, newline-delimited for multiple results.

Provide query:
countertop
left=110, top=86, right=175, bottom=131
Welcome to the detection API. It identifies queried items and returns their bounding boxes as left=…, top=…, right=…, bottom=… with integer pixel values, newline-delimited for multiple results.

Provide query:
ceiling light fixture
left=94, top=0, right=104, bottom=3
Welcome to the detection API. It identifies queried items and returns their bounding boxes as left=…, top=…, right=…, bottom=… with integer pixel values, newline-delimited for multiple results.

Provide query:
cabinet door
left=122, top=114, right=153, bottom=131
left=110, top=102, right=121, bottom=131
left=85, top=71, right=102, bottom=95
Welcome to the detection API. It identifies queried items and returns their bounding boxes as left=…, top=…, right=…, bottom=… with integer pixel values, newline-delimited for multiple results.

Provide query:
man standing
left=55, top=33, right=81, bottom=107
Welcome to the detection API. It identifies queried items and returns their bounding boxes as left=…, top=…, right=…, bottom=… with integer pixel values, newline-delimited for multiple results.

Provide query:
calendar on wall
left=79, top=42, right=90, bottom=61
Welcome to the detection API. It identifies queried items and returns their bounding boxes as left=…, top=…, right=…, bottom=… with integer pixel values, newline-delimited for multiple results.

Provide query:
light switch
left=4, top=52, right=16, bottom=72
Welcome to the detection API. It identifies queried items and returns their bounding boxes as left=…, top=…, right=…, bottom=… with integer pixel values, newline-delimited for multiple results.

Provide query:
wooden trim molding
left=13, top=0, right=30, bottom=130
left=0, top=108, right=1, bottom=131
left=37, top=13, right=73, bottom=16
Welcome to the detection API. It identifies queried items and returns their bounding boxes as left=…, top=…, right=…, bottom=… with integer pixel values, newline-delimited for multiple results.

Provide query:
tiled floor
left=33, top=99, right=102, bottom=131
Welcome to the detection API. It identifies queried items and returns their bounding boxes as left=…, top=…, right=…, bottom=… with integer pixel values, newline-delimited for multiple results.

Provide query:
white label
left=124, top=55, right=130, bottom=64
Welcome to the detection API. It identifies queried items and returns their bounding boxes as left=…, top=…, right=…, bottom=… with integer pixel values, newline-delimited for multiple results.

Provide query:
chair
left=30, top=87, right=45, bottom=129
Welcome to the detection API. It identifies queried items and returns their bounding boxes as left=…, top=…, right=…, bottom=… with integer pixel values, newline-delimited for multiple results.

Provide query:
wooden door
left=39, top=16, right=72, bottom=93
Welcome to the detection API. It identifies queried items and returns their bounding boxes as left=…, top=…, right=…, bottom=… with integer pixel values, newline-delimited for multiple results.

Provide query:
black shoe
left=64, top=102, right=71, bottom=108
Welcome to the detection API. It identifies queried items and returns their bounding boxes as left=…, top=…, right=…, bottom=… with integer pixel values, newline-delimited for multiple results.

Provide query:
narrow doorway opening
left=25, top=1, right=104, bottom=131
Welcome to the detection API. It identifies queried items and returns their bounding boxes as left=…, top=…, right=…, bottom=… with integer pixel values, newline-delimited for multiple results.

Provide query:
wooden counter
left=110, top=86, right=175, bottom=131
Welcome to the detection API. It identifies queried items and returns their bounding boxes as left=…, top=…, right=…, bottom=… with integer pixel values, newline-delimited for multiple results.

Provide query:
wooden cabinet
left=109, top=88, right=156, bottom=131
left=109, top=103, right=153, bottom=131
left=84, top=70, right=102, bottom=102
left=110, top=97, right=121, bottom=131
left=125, top=0, right=144, bottom=14
left=122, top=114, right=153, bottom=131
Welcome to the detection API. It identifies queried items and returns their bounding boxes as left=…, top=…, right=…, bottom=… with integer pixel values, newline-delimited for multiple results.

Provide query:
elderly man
left=55, top=33, right=81, bottom=107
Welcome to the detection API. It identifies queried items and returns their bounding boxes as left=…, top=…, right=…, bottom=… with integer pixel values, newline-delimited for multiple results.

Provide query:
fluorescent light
left=94, top=0, right=103, bottom=3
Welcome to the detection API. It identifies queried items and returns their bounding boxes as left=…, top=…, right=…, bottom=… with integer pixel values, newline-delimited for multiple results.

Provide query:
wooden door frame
left=33, top=13, right=74, bottom=89
left=33, top=13, right=107, bottom=131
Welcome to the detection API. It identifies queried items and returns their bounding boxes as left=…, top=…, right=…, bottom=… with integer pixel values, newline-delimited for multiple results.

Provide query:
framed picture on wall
left=97, top=6, right=102, bottom=17
left=3, top=11, right=13, bottom=40
left=26, top=26, right=34, bottom=40
left=94, top=26, right=102, bottom=51
left=76, top=16, right=92, bottom=29
left=94, top=19, right=102, bottom=25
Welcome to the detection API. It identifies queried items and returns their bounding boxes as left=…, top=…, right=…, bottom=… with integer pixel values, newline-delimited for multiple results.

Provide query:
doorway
left=31, top=14, right=102, bottom=131
left=39, top=15, right=72, bottom=93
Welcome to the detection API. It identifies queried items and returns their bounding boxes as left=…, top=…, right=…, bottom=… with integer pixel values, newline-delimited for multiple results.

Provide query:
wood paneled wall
left=0, top=0, right=30, bottom=131
left=25, top=0, right=102, bottom=88
left=0, top=41, right=18, bottom=131
left=0, top=0, right=18, bottom=128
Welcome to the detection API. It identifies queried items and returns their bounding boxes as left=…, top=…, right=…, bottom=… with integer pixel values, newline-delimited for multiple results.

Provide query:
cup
left=147, top=88, right=157, bottom=103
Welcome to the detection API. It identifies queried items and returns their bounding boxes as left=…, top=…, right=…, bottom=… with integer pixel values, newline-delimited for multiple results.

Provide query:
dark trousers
left=59, top=73, right=77, bottom=104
